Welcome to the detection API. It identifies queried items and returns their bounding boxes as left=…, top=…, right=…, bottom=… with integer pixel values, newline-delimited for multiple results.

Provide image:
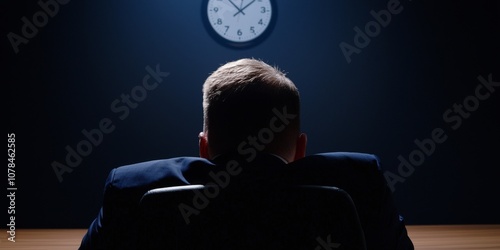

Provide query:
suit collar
left=211, top=152, right=288, bottom=168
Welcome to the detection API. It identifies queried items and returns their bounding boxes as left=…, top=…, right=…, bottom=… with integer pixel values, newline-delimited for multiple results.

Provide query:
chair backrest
left=139, top=185, right=366, bottom=250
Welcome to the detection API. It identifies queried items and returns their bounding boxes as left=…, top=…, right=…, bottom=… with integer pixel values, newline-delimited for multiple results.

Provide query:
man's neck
left=210, top=152, right=288, bottom=165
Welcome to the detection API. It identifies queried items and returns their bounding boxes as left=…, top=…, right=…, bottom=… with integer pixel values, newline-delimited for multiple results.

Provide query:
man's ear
left=293, top=133, right=307, bottom=161
left=199, top=132, right=210, bottom=159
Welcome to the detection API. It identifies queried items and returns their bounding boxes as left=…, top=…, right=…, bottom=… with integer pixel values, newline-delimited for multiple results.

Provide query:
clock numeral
left=207, top=0, right=272, bottom=43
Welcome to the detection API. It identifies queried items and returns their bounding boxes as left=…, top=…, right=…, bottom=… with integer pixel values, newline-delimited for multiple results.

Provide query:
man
left=80, top=58, right=414, bottom=249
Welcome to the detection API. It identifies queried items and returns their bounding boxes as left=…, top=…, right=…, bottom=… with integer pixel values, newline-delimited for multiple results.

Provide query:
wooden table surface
left=1, top=225, right=499, bottom=249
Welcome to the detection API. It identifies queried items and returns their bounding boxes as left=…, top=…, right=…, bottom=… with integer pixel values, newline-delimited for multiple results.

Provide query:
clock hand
left=234, top=0, right=256, bottom=17
left=228, top=0, right=245, bottom=15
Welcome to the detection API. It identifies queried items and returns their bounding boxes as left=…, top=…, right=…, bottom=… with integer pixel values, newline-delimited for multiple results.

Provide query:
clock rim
left=202, top=0, right=277, bottom=49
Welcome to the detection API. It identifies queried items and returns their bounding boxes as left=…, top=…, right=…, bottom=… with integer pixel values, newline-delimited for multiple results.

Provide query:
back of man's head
left=202, top=58, right=301, bottom=161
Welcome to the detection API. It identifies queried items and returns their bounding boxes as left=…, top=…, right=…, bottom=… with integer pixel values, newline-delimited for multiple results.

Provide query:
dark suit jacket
left=79, top=152, right=414, bottom=250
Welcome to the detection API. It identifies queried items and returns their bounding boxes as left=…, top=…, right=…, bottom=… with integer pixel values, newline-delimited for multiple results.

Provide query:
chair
left=139, top=184, right=366, bottom=250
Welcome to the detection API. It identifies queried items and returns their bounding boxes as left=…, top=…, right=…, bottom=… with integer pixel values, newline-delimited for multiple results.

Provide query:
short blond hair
left=202, top=58, right=300, bottom=156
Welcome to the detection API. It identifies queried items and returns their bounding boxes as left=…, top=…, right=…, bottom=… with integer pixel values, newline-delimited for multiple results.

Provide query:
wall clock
left=203, top=0, right=276, bottom=49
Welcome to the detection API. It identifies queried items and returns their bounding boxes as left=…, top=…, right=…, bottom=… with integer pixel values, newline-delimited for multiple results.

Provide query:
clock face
left=205, top=0, right=275, bottom=47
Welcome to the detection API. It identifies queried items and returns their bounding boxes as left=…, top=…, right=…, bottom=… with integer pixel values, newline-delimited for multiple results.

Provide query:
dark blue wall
left=3, top=0, right=499, bottom=228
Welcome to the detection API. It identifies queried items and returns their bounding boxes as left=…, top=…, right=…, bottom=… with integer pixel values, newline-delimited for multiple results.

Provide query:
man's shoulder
left=113, top=157, right=212, bottom=174
left=107, top=157, right=213, bottom=190
left=287, top=152, right=385, bottom=189
left=292, top=152, right=381, bottom=170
